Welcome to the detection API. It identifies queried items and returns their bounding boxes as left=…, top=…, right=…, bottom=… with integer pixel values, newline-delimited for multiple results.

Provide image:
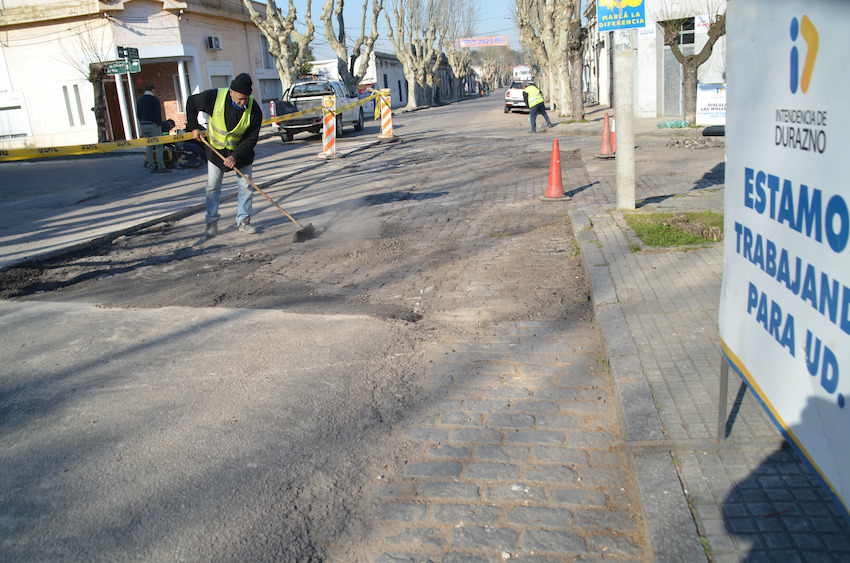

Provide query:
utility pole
left=614, top=29, right=635, bottom=210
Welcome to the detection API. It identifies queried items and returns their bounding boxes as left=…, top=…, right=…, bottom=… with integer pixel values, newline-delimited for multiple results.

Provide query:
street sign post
left=116, top=46, right=142, bottom=137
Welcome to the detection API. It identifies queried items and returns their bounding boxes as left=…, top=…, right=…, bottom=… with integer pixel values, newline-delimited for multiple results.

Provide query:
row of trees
left=244, top=0, right=595, bottom=118
left=243, top=0, right=485, bottom=111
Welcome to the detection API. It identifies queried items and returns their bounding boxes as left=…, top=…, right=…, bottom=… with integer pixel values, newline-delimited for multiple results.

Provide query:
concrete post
left=178, top=60, right=190, bottom=114
left=114, top=74, right=133, bottom=142
left=614, top=29, right=635, bottom=210
left=125, top=66, right=139, bottom=139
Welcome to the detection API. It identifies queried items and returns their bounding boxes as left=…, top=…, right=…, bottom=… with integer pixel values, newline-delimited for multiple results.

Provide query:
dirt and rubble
left=1, top=130, right=598, bottom=560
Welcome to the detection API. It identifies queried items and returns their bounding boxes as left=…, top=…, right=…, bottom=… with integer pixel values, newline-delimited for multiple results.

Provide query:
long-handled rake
left=199, top=136, right=316, bottom=243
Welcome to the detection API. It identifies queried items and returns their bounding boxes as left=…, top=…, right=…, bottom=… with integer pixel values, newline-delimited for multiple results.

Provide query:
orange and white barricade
left=377, top=88, right=395, bottom=140
left=320, top=95, right=337, bottom=158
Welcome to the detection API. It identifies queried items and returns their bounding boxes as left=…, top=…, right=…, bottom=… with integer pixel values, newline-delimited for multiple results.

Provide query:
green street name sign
left=106, top=59, right=141, bottom=75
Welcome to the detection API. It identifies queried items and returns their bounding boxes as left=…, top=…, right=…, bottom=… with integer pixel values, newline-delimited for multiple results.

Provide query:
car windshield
left=510, top=82, right=529, bottom=89
left=289, top=82, right=334, bottom=98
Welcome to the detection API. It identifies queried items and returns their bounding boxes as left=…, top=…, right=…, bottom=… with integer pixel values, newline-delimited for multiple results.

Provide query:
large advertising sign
left=722, top=0, right=849, bottom=517
left=597, top=0, right=645, bottom=31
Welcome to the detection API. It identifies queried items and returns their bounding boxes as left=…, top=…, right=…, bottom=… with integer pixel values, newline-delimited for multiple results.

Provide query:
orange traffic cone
left=610, top=114, right=616, bottom=153
left=595, top=112, right=615, bottom=159
left=542, top=139, right=567, bottom=200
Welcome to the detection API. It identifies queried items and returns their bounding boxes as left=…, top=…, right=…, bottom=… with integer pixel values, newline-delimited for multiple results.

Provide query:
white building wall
left=636, top=25, right=659, bottom=117
left=0, top=17, right=110, bottom=148
left=585, top=0, right=727, bottom=119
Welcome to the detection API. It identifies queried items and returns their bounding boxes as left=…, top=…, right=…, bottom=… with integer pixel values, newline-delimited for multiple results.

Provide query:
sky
left=284, top=0, right=522, bottom=62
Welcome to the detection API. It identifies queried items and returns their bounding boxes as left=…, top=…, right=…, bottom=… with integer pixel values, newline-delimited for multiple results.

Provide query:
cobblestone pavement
left=566, top=148, right=850, bottom=562
left=364, top=178, right=649, bottom=562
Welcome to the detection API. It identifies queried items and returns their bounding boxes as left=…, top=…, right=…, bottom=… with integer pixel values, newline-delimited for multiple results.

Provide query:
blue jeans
left=140, top=122, right=165, bottom=169
left=529, top=103, right=552, bottom=132
left=205, top=161, right=253, bottom=226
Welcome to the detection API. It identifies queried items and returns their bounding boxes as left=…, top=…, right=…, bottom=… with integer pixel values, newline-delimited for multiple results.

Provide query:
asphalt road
left=0, top=95, right=643, bottom=561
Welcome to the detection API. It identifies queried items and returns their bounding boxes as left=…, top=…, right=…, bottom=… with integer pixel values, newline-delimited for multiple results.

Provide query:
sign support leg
left=717, top=354, right=730, bottom=442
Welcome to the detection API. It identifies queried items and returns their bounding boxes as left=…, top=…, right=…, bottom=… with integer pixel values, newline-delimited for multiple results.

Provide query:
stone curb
left=568, top=207, right=708, bottom=562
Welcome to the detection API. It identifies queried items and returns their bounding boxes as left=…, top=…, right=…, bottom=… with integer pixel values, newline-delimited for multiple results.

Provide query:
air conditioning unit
left=206, top=36, right=222, bottom=51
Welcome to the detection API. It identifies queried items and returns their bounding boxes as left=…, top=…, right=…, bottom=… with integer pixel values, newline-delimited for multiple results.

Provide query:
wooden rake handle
left=198, top=135, right=305, bottom=229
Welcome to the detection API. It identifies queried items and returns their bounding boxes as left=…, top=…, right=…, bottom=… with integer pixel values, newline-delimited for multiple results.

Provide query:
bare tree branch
left=243, top=0, right=315, bottom=92
left=320, top=0, right=383, bottom=93
left=384, top=0, right=442, bottom=109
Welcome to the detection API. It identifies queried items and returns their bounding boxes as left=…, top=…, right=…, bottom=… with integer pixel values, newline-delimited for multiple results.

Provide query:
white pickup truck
left=274, top=80, right=366, bottom=142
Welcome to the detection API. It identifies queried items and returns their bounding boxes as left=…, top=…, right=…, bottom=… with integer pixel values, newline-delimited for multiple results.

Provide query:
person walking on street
left=523, top=83, right=553, bottom=134
left=137, top=84, right=171, bottom=173
left=186, top=73, right=263, bottom=237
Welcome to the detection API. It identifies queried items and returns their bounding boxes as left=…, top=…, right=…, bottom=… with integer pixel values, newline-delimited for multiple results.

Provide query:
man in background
left=522, top=83, right=554, bottom=134
left=137, top=84, right=170, bottom=173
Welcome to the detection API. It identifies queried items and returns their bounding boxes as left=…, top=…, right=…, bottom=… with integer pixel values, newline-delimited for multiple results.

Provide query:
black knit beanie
left=230, top=73, right=252, bottom=95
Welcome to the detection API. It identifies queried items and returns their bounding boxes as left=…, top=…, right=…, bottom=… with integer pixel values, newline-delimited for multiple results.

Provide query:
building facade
left=583, top=0, right=726, bottom=119
left=0, top=0, right=280, bottom=148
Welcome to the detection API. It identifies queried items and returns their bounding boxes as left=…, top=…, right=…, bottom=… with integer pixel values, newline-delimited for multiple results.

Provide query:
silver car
left=504, top=81, right=531, bottom=113
left=274, top=80, right=366, bottom=141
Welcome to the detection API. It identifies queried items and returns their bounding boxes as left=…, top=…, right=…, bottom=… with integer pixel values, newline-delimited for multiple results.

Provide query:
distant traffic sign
left=116, top=46, right=140, bottom=60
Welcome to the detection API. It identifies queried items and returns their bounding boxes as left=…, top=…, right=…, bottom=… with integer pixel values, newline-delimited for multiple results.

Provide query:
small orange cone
left=542, top=139, right=567, bottom=200
left=595, top=112, right=615, bottom=159
left=610, top=114, right=616, bottom=153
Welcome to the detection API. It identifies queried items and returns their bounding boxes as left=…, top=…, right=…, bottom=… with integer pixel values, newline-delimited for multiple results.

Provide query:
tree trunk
left=568, top=48, right=583, bottom=120
left=90, top=65, right=109, bottom=143
left=682, top=60, right=698, bottom=125
left=567, top=8, right=585, bottom=121
left=550, top=57, right=571, bottom=117
left=403, top=67, right=419, bottom=110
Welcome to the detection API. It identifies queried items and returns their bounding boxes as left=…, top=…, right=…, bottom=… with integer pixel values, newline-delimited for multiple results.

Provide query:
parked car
left=504, top=81, right=532, bottom=113
left=273, top=80, right=365, bottom=141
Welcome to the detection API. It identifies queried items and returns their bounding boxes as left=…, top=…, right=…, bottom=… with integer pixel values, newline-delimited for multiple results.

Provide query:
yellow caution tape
left=0, top=133, right=197, bottom=162
left=262, top=92, right=379, bottom=126
left=0, top=93, right=381, bottom=162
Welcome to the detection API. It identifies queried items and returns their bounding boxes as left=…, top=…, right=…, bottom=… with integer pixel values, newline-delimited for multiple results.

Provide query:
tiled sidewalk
left=568, top=164, right=850, bottom=561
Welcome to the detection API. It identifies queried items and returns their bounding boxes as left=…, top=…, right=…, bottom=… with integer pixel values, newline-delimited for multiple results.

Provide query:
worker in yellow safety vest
left=187, top=73, right=264, bottom=237
left=522, top=83, right=555, bottom=134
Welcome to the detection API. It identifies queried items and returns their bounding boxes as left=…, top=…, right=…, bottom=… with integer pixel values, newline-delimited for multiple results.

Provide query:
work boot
left=157, top=167, right=172, bottom=173
left=204, top=220, right=218, bottom=238
left=238, top=218, right=257, bottom=234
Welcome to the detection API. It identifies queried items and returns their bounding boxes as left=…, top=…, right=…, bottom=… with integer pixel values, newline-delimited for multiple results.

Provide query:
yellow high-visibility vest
left=523, top=85, right=544, bottom=108
left=208, top=88, right=253, bottom=150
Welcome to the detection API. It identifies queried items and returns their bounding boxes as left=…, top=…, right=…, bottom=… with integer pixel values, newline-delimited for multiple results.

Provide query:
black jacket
left=185, top=89, right=263, bottom=170
left=136, top=92, right=162, bottom=124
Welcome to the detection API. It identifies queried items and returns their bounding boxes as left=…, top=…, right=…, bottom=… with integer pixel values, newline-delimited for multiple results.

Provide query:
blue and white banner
left=458, top=36, right=508, bottom=48
left=722, top=0, right=849, bottom=517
